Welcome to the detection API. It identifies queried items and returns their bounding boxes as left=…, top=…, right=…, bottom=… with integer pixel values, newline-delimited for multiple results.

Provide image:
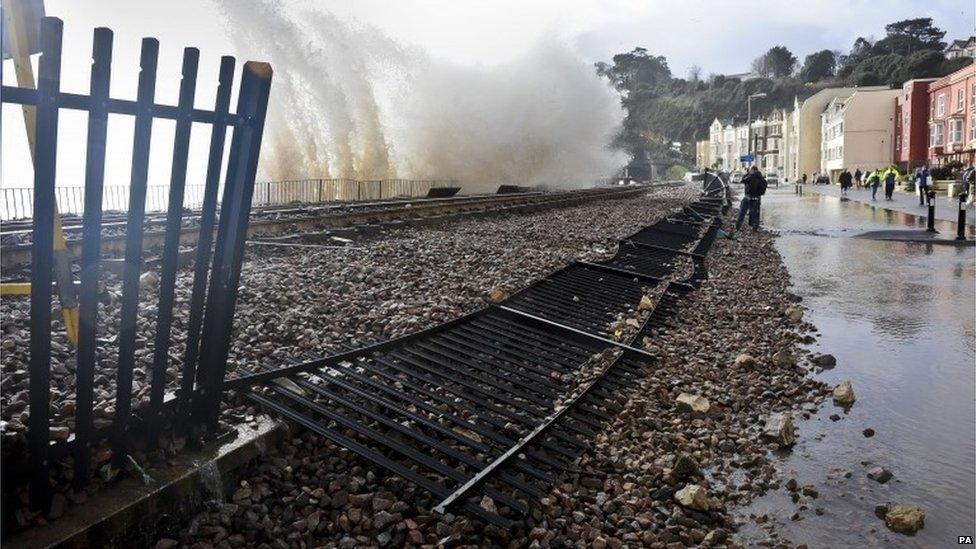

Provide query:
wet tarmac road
left=736, top=187, right=976, bottom=547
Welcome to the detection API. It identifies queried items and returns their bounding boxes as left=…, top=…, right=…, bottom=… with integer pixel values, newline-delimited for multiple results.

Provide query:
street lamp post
left=747, top=92, right=767, bottom=168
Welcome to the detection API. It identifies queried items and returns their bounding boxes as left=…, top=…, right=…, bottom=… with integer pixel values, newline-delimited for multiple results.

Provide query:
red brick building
left=927, top=61, right=976, bottom=167
left=894, top=78, right=936, bottom=170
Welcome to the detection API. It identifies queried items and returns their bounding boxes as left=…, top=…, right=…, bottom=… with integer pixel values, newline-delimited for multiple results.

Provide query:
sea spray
left=215, top=0, right=625, bottom=190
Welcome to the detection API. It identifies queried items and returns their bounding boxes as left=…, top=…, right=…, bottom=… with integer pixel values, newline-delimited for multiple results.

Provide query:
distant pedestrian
left=839, top=169, right=853, bottom=195
left=867, top=170, right=881, bottom=200
left=854, top=168, right=863, bottom=188
left=883, top=166, right=898, bottom=200
left=735, top=166, right=767, bottom=231
left=915, top=165, right=930, bottom=206
left=801, top=173, right=808, bottom=186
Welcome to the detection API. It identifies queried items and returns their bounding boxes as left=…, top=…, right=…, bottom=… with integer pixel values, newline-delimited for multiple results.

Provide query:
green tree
left=851, top=53, right=904, bottom=86
left=595, top=47, right=672, bottom=95
left=799, top=50, right=837, bottom=82
left=895, top=50, right=947, bottom=82
left=837, top=37, right=874, bottom=78
left=752, top=46, right=797, bottom=78
left=875, top=18, right=946, bottom=55
left=943, top=56, right=975, bottom=74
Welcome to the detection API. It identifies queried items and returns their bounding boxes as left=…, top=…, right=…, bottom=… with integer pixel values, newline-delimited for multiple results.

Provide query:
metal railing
left=0, top=17, right=272, bottom=519
left=0, top=178, right=458, bottom=220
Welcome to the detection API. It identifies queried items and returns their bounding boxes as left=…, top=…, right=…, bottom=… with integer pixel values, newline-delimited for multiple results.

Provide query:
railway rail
left=0, top=185, right=654, bottom=267
left=224, top=176, right=730, bottom=527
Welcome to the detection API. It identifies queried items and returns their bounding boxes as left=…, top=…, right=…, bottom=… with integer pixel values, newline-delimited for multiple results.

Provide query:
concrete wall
left=840, top=88, right=900, bottom=173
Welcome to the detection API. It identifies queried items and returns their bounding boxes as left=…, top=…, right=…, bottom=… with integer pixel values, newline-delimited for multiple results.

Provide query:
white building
left=945, top=37, right=976, bottom=60
left=709, top=118, right=743, bottom=171
left=783, top=87, right=859, bottom=181
left=819, top=87, right=901, bottom=180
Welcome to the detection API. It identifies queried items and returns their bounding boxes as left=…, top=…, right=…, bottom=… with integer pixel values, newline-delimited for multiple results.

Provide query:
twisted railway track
left=225, top=178, right=730, bottom=527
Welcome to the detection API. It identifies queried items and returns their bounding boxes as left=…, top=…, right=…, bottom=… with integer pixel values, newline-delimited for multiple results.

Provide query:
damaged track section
left=230, top=180, right=730, bottom=527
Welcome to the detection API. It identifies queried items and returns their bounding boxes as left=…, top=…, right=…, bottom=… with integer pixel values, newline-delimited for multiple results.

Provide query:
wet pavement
left=735, top=187, right=976, bottom=547
left=804, top=183, right=975, bottom=227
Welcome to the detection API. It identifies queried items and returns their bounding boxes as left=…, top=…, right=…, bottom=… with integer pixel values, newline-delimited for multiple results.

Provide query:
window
left=937, top=94, right=946, bottom=116
left=958, top=88, right=966, bottom=111
left=931, top=124, right=944, bottom=146
left=949, top=119, right=964, bottom=144
left=896, top=135, right=902, bottom=150
left=971, top=115, right=976, bottom=141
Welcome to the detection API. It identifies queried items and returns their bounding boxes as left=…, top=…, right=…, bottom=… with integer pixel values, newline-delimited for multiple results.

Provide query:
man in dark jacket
left=839, top=169, right=853, bottom=195
left=736, top=166, right=767, bottom=230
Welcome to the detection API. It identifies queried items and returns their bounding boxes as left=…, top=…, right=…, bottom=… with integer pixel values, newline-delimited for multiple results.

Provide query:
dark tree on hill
left=752, top=46, right=797, bottom=78
left=851, top=53, right=904, bottom=86
left=799, top=50, right=837, bottom=82
left=837, top=37, right=875, bottom=78
left=875, top=18, right=946, bottom=55
left=896, top=50, right=949, bottom=82
left=595, top=47, right=672, bottom=95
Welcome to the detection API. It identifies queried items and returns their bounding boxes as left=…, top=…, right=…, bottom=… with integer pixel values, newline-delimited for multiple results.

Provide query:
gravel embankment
left=0, top=185, right=695, bottom=452
left=152, top=217, right=830, bottom=548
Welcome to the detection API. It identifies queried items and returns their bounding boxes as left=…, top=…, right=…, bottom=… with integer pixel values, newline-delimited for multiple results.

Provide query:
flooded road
left=736, top=187, right=976, bottom=547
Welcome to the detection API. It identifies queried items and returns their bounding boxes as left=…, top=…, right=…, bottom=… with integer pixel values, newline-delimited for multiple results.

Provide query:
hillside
left=598, top=18, right=973, bottom=170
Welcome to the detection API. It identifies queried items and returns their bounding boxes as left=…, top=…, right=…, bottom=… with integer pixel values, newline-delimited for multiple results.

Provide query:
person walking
left=962, top=164, right=975, bottom=203
left=736, top=166, right=767, bottom=231
left=915, top=165, right=930, bottom=206
left=839, top=169, right=853, bottom=195
left=883, top=165, right=898, bottom=200
left=854, top=168, right=863, bottom=189
left=867, top=169, right=881, bottom=200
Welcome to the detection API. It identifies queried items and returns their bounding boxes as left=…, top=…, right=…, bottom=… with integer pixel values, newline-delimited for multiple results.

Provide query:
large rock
left=785, top=307, right=803, bottom=322
left=488, top=286, right=509, bottom=303
left=762, top=412, right=796, bottom=446
left=673, top=453, right=700, bottom=478
left=734, top=354, right=756, bottom=368
left=832, top=379, right=856, bottom=406
left=772, top=349, right=795, bottom=367
left=675, top=393, right=710, bottom=415
left=674, top=484, right=710, bottom=511
left=813, top=354, right=837, bottom=367
left=885, top=504, right=925, bottom=534
left=639, top=295, right=654, bottom=311
left=867, top=467, right=893, bottom=484
left=139, top=271, right=159, bottom=291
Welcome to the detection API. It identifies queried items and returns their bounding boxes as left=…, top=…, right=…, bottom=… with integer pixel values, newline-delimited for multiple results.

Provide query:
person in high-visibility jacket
left=866, top=169, right=882, bottom=201
left=883, top=166, right=899, bottom=200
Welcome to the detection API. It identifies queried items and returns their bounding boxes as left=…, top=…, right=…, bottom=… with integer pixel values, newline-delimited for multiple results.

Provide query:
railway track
left=0, top=185, right=656, bottom=267
left=224, top=177, right=731, bottom=527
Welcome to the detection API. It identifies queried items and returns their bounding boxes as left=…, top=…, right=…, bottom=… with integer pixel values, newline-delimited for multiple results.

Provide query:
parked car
left=766, top=173, right=779, bottom=187
left=730, top=171, right=744, bottom=184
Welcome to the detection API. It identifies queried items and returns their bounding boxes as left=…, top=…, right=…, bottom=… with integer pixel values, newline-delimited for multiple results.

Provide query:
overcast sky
left=23, top=0, right=976, bottom=86
left=2, top=0, right=974, bottom=194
